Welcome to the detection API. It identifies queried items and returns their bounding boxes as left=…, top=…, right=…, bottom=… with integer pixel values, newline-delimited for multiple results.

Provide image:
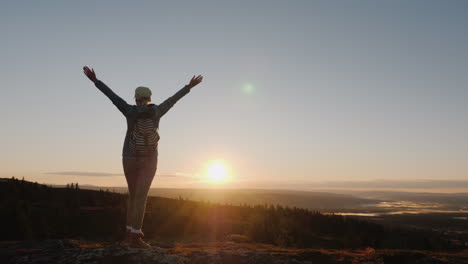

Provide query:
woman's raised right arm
left=83, top=66, right=131, bottom=116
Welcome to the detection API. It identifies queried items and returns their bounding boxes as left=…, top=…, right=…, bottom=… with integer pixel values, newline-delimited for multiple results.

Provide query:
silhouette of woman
left=83, top=66, right=203, bottom=248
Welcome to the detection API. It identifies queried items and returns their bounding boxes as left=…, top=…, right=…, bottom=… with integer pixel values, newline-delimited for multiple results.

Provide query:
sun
left=206, top=161, right=228, bottom=182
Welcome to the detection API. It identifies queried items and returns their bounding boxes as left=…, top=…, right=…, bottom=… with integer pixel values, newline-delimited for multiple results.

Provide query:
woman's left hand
left=188, top=75, right=203, bottom=89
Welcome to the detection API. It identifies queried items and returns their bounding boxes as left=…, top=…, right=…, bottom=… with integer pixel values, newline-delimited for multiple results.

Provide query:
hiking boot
left=124, top=229, right=131, bottom=244
left=128, top=232, right=152, bottom=248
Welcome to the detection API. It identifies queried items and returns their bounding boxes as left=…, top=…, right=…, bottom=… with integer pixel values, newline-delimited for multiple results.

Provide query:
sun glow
left=206, top=160, right=228, bottom=183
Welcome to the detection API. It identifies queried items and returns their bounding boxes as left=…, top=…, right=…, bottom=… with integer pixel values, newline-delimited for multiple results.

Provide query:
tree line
left=0, top=177, right=460, bottom=251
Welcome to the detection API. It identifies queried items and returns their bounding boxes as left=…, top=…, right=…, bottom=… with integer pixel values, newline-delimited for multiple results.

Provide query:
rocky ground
left=1, top=239, right=467, bottom=264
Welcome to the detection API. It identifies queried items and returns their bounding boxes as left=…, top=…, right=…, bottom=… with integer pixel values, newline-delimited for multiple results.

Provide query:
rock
left=0, top=240, right=459, bottom=264
left=1, top=240, right=188, bottom=264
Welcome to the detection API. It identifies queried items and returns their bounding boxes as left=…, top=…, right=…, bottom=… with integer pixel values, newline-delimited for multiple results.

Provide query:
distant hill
left=75, top=185, right=382, bottom=210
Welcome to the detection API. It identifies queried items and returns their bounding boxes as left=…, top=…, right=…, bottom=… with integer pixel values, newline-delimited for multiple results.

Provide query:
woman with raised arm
left=83, top=66, right=203, bottom=248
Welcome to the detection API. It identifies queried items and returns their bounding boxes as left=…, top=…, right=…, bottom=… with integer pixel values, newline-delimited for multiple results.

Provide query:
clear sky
left=2, top=0, right=468, bottom=190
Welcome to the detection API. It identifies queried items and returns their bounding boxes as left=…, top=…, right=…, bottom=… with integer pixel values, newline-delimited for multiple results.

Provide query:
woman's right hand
left=83, top=66, right=98, bottom=83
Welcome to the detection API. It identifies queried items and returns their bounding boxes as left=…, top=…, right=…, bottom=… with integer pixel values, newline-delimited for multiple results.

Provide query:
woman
left=83, top=66, right=203, bottom=248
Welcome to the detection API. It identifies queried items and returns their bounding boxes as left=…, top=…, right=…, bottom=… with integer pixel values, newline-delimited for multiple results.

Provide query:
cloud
left=157, top=173, right=198, bottom=180
left=45, top=172, right=123, bottom=177
left=45, top=171, right=198, bottom=179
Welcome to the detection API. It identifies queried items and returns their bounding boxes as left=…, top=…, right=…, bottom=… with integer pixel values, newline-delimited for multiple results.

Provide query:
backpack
left=129, top=117, right=159, bottom=156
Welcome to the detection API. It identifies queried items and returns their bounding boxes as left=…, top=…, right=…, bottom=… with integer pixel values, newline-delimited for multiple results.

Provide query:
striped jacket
left=94, top=80, right=191, bottom=158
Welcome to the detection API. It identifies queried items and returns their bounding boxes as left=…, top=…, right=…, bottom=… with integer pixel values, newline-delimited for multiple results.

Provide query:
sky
left=1, top=0, right=468, bottom=190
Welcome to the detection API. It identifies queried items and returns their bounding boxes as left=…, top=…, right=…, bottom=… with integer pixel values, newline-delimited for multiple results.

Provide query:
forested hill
left=0, top=178, right=463, bottom=251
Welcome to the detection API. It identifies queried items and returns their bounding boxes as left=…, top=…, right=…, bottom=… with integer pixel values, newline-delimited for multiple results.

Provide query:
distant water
left=332, top=200, right=468, bottom=216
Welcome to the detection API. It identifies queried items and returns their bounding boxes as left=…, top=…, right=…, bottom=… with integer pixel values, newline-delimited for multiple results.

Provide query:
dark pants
left=122, top=154, right=158, bottom=230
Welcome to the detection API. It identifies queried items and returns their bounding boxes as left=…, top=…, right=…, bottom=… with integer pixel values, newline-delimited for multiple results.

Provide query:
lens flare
left=242, top=82, right=255, bottom=95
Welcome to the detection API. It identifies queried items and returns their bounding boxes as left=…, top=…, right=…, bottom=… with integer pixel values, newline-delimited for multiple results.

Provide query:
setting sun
left=206, top=161, right=228, bottom=182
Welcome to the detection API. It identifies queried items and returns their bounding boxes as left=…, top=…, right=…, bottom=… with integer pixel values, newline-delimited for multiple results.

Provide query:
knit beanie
left=135, top=86, right=152, bottom=99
